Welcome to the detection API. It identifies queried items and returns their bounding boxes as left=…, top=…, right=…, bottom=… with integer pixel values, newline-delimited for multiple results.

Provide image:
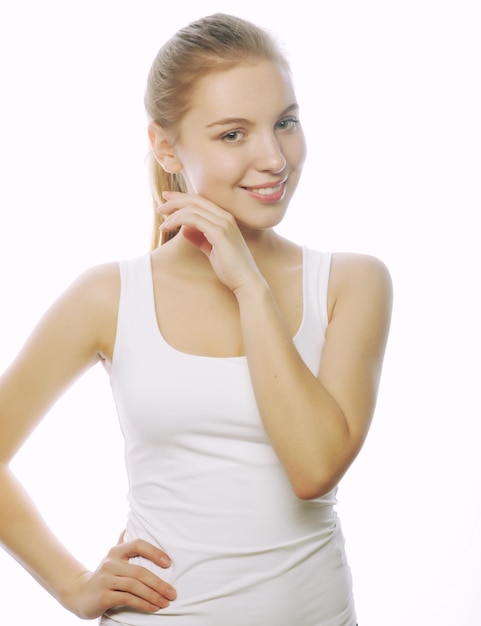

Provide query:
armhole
left=109, top=254, right=155, bottom=379
left=318, top=251, right=332, bottom=334
left=109, top=259, right=127, bottom=378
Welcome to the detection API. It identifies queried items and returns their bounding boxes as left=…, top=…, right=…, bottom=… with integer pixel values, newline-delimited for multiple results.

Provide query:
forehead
left=185, top=60, right=296, bottom=124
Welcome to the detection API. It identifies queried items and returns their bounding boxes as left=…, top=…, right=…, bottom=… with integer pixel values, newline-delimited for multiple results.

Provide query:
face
left=171, top=60, right=306, bottom=232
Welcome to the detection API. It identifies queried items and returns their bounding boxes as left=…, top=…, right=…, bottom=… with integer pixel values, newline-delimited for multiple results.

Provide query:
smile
left=247, top=182, right=284, bottom=196
left=242, top=178, right=288, bottom=201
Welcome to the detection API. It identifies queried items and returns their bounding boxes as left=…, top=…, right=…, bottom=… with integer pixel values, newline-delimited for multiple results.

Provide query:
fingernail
left=161, top=218, right=174, bottom=230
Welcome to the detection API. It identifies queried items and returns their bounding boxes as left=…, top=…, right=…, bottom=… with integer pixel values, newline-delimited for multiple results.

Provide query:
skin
left=0, top=59, right=392, bottom=618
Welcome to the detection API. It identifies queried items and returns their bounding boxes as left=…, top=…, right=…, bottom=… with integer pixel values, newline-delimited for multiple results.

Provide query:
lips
left=242, top=178, right=287, bottom=200
left=247, top=182, right=284, bottom=196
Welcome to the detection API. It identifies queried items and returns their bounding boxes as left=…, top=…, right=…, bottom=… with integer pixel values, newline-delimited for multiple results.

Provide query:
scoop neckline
left=147, top=247, right=307, bottom=361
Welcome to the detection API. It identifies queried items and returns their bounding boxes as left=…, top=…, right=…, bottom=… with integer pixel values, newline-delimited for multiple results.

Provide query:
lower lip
left=243, top=183, right=287, bottom=203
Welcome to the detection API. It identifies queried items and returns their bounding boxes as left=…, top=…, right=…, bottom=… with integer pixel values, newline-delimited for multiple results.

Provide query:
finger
left=160, top=206, right=230, bottom=238
left=182, top=227, right=212, bottom=251
left=125, top=563, right=177, bottom=601
left=160, top=192, right=227, bottom=218
left=101, top=584, right=170, bottom=613
left=103, top=558, right=176, bottom=604
left=160, top=192, right=197, bottom=218
left=114, top=539, right=172, bottom=568
left=109, top=565, right=176, bottom=605
left=109, top=591, right=167, bottom=613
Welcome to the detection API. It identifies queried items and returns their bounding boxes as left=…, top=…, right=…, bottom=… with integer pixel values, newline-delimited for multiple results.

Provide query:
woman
left=0, top=13, right=392, bottom=626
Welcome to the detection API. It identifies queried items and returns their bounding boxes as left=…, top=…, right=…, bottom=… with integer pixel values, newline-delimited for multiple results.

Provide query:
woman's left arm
left=235, top=253, right=393, bottom=500
left=159, top=194, right=393, bottom=500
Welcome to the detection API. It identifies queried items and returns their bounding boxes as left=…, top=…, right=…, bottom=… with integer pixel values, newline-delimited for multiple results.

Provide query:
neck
left=157, top=226, right=296, bottom=279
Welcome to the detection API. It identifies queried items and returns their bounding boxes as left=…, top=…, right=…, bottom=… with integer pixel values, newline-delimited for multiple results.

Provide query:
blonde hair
left=144, top=13, right=289, bottom=248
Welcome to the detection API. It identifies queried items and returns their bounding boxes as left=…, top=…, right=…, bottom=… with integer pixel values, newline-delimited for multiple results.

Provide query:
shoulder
left=328, top=252, right=393, bottom=323
left=330, top=252, right=392, bottom=288
left=47, top=261, right=121, bottom=362
left=64, top=261, right=121, bottom=316
left=73, top=261, right=121, bottom=298
left=1, top=262, right=122, bottom=410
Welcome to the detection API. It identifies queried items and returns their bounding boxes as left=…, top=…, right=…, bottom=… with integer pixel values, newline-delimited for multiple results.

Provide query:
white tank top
left=103, top=247, right=356, bottom=626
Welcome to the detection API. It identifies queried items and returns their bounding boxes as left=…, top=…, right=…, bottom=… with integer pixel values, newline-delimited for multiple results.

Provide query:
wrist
left=54, top=566, right=91, bottom=617
left=233, top=275, right=270, bottom=304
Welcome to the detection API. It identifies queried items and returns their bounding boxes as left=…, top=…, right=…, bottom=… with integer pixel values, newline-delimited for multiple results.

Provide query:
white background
left=0, top=1, right=480, bottom=624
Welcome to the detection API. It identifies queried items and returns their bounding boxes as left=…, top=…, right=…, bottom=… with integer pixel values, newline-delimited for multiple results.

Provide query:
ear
left=148, top=121, right=183, bottom=174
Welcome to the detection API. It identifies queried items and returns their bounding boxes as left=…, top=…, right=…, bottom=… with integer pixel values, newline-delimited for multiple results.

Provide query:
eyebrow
left=205, top=103, right=299, bottom=129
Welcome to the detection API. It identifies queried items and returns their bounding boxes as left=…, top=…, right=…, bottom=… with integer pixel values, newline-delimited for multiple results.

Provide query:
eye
left=221, top=130, right=246, bottom=143
left=276, top=117, right=300, bottom=132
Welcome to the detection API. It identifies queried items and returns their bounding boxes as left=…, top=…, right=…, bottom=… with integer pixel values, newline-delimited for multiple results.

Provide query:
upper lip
left=242, top=177, right=287, bottom=190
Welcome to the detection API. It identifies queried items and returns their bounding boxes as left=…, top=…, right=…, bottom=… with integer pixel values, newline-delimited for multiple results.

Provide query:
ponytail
left=148, top=154, right=186, bottom=249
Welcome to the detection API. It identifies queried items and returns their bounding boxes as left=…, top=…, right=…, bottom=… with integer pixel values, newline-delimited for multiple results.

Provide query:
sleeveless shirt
left=101, top=247, right=357, bottom=626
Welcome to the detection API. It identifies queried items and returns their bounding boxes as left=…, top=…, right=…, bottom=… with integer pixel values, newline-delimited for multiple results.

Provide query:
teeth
left=250, top=183, right=283, bottom=195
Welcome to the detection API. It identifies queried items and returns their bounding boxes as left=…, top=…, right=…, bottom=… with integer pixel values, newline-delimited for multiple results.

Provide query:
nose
left=254, top=133, right=287, bottom=174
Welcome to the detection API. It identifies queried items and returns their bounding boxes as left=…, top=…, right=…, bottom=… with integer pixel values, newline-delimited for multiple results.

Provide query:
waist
left=126, top=461, right=338, bottom=549
left=107, top=518, right=353, bottom=626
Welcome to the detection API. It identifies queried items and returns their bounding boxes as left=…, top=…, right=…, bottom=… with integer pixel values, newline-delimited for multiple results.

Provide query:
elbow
left=288, top=450, right=354, bottom=500
left=289, top=430, right=362, bottom=500
left=290, top=471, right=341, bottom=501
left=293, top=482, right=336, bottom=501
left=285, top=432, right=359, bottom=500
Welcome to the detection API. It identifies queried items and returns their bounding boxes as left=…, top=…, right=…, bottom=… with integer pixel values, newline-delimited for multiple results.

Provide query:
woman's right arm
left=0, top=263, right=176, bottom=618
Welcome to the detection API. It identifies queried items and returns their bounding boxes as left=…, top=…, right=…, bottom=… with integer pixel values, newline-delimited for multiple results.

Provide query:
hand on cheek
left=157, top=192, right=263, bottom=293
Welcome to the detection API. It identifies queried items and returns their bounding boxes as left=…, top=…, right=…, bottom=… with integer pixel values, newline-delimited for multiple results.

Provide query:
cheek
left=178, top=160, right=212, bottom=194
left=193, top=158, right=242, bottom=194
left=290, top=134, right=307, bottom=168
